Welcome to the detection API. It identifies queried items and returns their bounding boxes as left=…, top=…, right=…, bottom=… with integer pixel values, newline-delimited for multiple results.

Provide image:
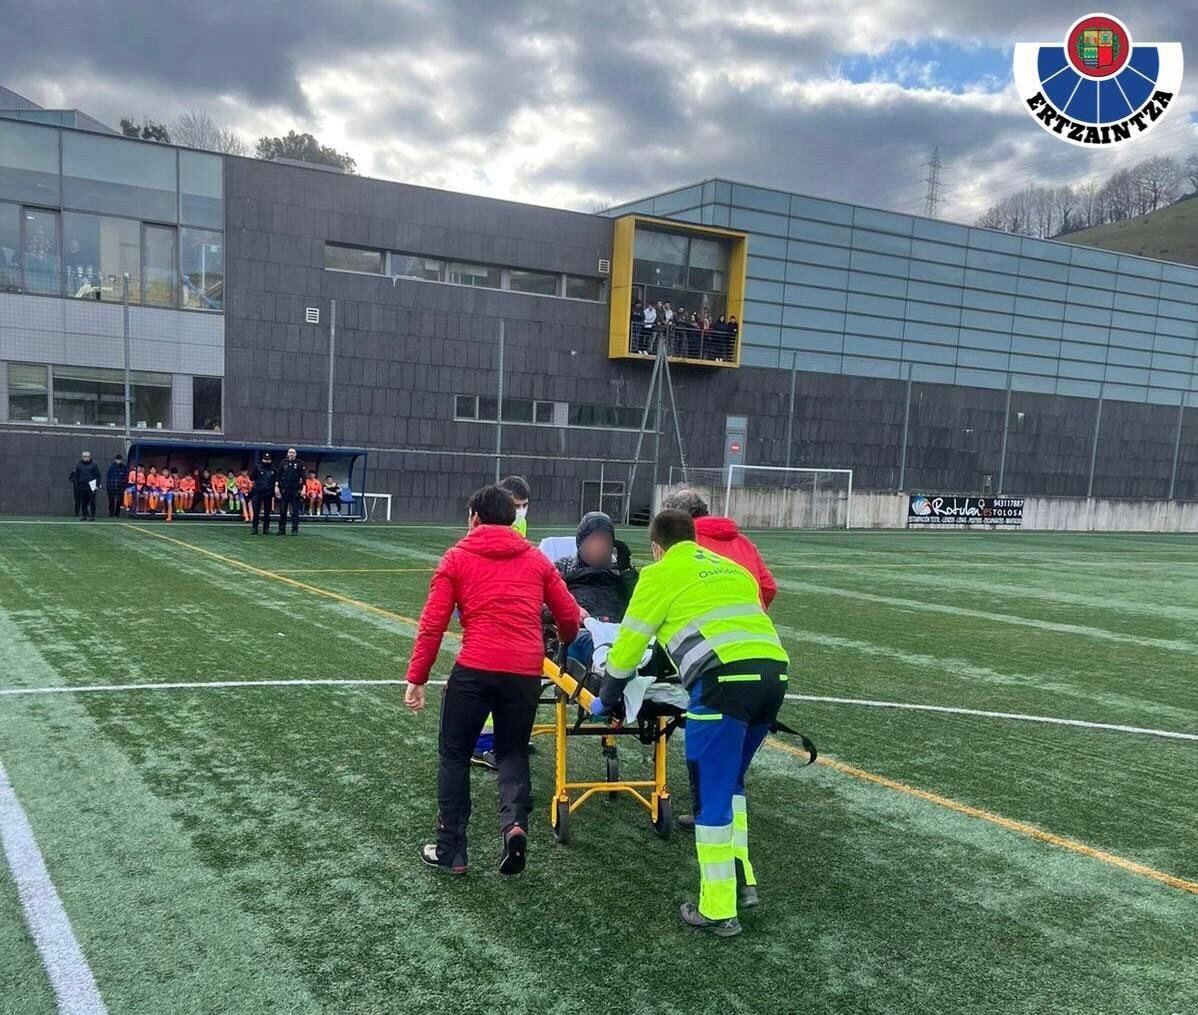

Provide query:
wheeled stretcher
left=533, top=645, right=685, bottom=844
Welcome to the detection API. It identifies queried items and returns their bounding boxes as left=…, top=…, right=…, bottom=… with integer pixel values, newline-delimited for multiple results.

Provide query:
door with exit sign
left=725, top=415, right=747, bottom=485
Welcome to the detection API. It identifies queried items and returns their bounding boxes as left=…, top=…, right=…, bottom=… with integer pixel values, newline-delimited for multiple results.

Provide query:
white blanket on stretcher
left=584, top=618, right=689, bottom=722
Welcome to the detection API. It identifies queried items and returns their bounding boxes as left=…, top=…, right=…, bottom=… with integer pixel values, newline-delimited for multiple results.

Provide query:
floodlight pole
left=1168, top=396, right=1185, bottom=500
left=495, top=320, right=504, bottom=483
left=1087, top=387, right=1104, bottom=499
left=997, top=373, right=1012, bottom=494
left=122, top=273, right=131, bottom=445
left=326, top=298, right=336, bottom=446
left=898, top=364, right=912, bottom=490
left=785, top=353, right=798, bottom=470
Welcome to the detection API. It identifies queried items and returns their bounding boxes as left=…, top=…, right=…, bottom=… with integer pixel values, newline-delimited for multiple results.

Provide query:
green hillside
left=1060, top=195, right=1198, bottom=267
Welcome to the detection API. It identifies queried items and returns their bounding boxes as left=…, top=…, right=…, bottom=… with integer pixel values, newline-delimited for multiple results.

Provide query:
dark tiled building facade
left=1, top=108, right=1195, bottom=518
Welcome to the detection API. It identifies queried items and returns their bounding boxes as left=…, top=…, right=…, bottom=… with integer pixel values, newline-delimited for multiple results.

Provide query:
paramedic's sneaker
left=498, top=825, right=527, bottom=876
left=470, top=750, right=498, bottom=771
left=679, top=902, right=741, bottom=938
left=420, top=844, right=467, bottom=875
left=676, top=814, right=695, bottom=832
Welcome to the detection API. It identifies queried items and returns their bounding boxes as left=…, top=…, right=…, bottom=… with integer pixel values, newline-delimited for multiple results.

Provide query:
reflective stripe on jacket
left=606, top=540, right=787, bottom=687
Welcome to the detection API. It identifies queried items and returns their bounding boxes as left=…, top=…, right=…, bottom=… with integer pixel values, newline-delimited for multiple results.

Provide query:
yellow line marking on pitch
left=123, top=525, right=454, bottom=638
left=767, top=738, right=1198, bottom=896
left=124, top=523, right=1198, bottom=897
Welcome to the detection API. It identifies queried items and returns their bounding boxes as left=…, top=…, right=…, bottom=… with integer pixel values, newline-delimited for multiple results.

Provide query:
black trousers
left=435, top=665, right=541, bottom=866
left=277, top=491, right=301, bottom=533
left=251, top=490, right=273, bottom=533
left=106, top=489, right=121, bottom=517
left=75, top=490, right=96, bottom=519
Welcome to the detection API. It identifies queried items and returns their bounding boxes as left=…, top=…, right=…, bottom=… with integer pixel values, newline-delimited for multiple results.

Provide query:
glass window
left=62, top=133, right=176, bottom=221
left=688, top=238, right=728, bottom=292
left=508, top=269, right=558, bottom=296
left=7, top=363, right=49, bottom=421
left=179, top=151, right=223, bottom=228
left=478, top=397, right=498, bottom=420
left=454, top=395, right=477, bottom=419
left=22, top=208, right=60, bottom=295
left=142, top=224, right=176, bottom=307
left=192, top=376, right=222, bottom=430
left=63, top=213, right=140, bottom=302
left=0, top=202, right=18, bottom=289
left=447, top=262, right=500, bottom=288
left=502, top=398, right=534, bottom=422
left=52, top=366, right=171, bottom=428
left=534, top=401, right=555, bottom=424
left=565, top=275, right=603, bottom=300
left=181, top=228, right=223, bottom=311
left=633, top=229, right=688, bottom=287
left=391, top=253, right=442, bottom=281
left=0, top=122, right=60, bottom=206
left=325, top=244, right=382, bottom=273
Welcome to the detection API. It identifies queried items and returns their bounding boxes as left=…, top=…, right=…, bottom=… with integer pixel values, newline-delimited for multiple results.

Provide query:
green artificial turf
left=0, top=520, right=1196, bottom=1014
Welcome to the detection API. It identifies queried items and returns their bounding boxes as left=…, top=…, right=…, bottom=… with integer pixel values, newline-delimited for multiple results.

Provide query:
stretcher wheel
left=653, top=797, right=672, bottom=840
left=605, top=753, right=620, bottom=800
left=552, top=800, right=571, bottom=845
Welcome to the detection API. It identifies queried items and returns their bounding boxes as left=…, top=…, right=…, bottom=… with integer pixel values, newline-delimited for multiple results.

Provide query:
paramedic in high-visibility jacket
left=591, top=509, right=789, bottom=938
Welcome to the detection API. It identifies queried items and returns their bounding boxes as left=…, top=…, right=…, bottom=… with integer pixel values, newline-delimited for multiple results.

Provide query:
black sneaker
left=737, top=860, right=758, bottom=908
left=420, top=844, right=466, bottom=875
left=679, top=901, right=741, bottom=937
left=470, top=750, right=498, bottom=771
left=499, top=825, right=527, bottom=876
left=677, top=814, right=695, bottom=832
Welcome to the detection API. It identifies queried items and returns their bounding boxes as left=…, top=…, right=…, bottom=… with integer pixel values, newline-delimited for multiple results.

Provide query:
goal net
left=661, top=465, right=853, bottom=529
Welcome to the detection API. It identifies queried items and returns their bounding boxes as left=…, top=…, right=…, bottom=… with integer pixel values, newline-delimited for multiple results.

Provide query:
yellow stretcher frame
left=534, top=655, right=674, bottom=845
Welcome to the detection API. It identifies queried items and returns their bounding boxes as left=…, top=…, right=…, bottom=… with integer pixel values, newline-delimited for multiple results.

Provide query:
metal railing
left=628, top=317, right=737, bottom=363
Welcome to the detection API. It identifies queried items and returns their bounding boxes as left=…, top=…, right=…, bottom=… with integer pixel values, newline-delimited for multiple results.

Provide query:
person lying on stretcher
left=544, top=511, right=638, bottom=668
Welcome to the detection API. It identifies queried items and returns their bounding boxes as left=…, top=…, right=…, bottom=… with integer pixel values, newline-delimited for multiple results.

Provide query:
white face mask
left=515, top=506, right=528, bottom=520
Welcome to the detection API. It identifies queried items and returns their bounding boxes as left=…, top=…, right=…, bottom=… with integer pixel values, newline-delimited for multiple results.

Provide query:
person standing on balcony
left=641, top=301, right=657, bottom=354
left=726, top=315, right=739, bottom=359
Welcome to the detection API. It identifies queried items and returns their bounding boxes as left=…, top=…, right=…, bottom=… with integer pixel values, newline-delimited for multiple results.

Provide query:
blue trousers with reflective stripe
left=685, top=691, right=771, bottom=828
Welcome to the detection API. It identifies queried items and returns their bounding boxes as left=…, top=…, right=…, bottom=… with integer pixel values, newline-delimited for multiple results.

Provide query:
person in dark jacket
left=104, top=453, right=126, bottom=517
left=249, top=453, right=276, bottom=535
left=550, top=511, right=638, bottom=666
left=275, top=447, right=304, bottom=535
left=405, top=485, right=580, bottom=877
left=69, top=451, right=101, bottom=521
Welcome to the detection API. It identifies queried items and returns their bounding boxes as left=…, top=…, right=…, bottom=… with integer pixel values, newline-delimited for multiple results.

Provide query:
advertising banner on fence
left=908, top=495, right=1025, bottom=527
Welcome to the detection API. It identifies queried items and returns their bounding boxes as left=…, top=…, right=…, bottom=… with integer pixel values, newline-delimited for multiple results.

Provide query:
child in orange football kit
left=304, top=470, right=323, bottom=515
left=211, top=471, right=228, bottom=514
left=177, top=472, right=195, bottom=512
left=236, top=469, right=254, bottom=522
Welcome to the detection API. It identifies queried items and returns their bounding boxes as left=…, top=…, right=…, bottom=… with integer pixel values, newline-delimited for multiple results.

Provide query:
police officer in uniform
left=592, top=509, right=789, bottom=939
left=249, top=452, right=276, bottom=535
left=275, top=447, right=305, bottom=535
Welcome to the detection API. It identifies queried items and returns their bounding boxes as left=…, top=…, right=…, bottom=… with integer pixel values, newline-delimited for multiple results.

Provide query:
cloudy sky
left=3, top=1, right=1196, bottom=223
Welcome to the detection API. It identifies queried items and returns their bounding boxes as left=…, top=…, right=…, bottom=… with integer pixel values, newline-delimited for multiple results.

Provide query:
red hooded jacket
left=693, top=515, right=778, bottom=609
left=406, top=524, right=580, bottom=685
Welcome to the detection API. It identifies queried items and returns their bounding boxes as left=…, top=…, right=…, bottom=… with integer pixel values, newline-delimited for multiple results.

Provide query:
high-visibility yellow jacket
left=606, top=540, right=788, bottom=688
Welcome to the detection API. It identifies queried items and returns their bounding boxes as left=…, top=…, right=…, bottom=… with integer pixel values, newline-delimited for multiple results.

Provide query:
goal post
left=724, top=465, right=854, bottom=529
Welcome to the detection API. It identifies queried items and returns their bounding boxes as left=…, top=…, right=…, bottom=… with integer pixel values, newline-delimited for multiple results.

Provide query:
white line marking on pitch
left=785, top=694, right=1198, bottom=742
left=0, top=759, right=108, bottom=1015
left=1, top=678, right=1193, bottom=742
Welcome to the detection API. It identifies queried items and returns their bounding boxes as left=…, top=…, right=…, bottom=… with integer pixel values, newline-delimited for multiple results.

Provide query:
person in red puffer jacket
left=405, top=484, right=580, bottom=877
left=661, top=490, right=777, bottom=608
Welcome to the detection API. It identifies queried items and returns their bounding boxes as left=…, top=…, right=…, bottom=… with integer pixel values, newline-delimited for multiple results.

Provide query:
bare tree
left=1186, top=153, right=1198, bottom=195
left=1075, top=179, right=1100, bottom=228
left=1100, top=168, right=1137, bottom=221
left=1134, top=155, right=1182, bottom=213
left=172, top=109, right=249, bottom=155
left=1052, top=185, right=1076, bottom=234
